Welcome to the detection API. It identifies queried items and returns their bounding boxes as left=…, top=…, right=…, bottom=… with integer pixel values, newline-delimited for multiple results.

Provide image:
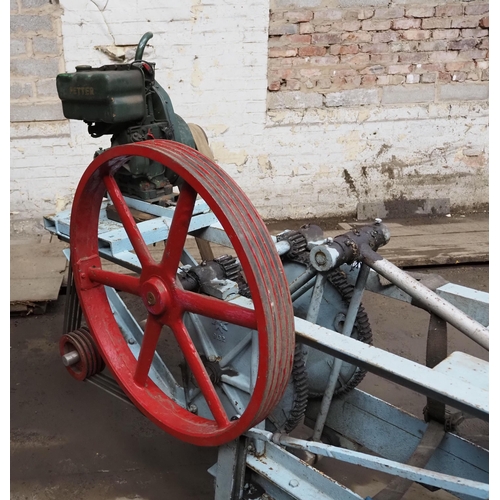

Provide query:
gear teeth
left=283, top=343, right=309, bottom=433
left=284, top=250, right=373, bottom=399
left=213, top=254, right=252, bottom=299
left=277, top=230, right=308, bottom=259
left=213, top=255, right=241, bottom=282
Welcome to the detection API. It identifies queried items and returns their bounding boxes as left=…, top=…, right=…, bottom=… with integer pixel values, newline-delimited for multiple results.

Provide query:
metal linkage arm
left=361, top=248, right=489, bottom=350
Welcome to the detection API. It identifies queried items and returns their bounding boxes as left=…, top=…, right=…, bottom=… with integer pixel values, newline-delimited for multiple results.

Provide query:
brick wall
left=10, top=0, right=488, bottom=229
left=10, top=0, right=66, bottom=122
left=268, top=0, right=488, bottom=108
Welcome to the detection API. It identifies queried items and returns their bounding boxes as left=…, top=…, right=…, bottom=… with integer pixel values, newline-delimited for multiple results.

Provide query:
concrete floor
left=10, top=263, right=489, bottom=500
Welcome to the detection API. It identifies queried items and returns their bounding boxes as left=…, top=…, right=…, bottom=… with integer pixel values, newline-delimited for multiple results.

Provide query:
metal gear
left=282, top=257, right=372, bottom=399
left=276, top=230, right=308, bottom=259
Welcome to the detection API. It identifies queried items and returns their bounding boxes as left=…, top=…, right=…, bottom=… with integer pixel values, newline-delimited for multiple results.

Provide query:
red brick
left=314, top=9, right=342, bottom=22
left=437, top=72, right=452, bottom=83
left=399, top=52, right=429, bottom=63
left=418, top=40, right=447, bottom=51
left=268, top=81, right=281, bottom=91
left=429, top=51, right=458, bottom=63
left=299, top=23, right=314, bottom=34
left=374, top=7, right=404, bottom=19
left=331, top=21, right=361, bottom=32
left=435, top=5, right=463, bottom=17
left=342, top=10, right=360, bottom=22
left=360, top=43, right=389, bottom=54
left=387, top=64, right=411, bottom=74
left=479, top=16, right=489, bottom=28
left=376, top=75, right=390, bottom=85
left=370, top=53, right=398, bottom=64
left=392, top=18, right=421, bottom=30
left=405, top=7, right=434, bottom=18
left=362, top=19, right=391, bottom=31
left=330, top=45, right=341, bottom=55
left=422, top=18, right=452, bottom=29
left=312, top=33, right=342, bottom=45
left=479, top=38, right=489, bottom=50
left=432, top=29, right=460, bottom=40
left=448, top=39, right=477, bottom=51
left=358, top=9, right=374, bottom=21
left=339, top=44, right=359, bottom=54
left=313, top=24, right=333, bottom=33
left=401, top=30, right=431, bottom=41
left=269, top=48, right=298, bottom=58
left=457, top=49, right=488, bottom=60
left=285, top=10, right=313, bottom=23
left=461, top=28, right=489, bottom=38
left=331, top=76, right=345, bottom=86
left=340, top=53, right=370, bottom=65
left=282, top=34, right=311, bottom=45
left=344, top=75, right=362, bottom=86
left=372, top=31, right=398, bottom=43
left=451, top=16, right=482, bottom=28
left=421, top=73, right=437, bottom=83
left=298, top=46, right=327, bottom=57
left=269, top=23, right=299, bottom=36
left=445, top=61, right=475, bottom=72
left=389, top=41, right=419, bottom=52
left=342, top=32, right=372, bottom=43
left=361, top=74, right=378, bottom=86
left=465, top=4, right=489, bottom=16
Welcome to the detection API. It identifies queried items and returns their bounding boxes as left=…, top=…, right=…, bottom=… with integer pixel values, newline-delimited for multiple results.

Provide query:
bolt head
left=289, top=479, right=299, bottom=488
left=315, top=251, right=327, bottom=266
left=146, top=291, right=156, bottom=305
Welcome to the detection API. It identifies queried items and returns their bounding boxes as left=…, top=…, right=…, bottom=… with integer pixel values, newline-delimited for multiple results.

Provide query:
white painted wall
left=10, top=0, right=488, bottom=230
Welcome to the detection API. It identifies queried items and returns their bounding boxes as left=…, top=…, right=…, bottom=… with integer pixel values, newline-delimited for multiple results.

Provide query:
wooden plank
left=377, top=232, right=488, bottom=267
left=10, top=241, right=68, bottom=304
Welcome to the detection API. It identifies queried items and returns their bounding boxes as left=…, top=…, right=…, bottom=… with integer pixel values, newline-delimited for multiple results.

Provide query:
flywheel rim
left=69, top=140, right=295, bottom=446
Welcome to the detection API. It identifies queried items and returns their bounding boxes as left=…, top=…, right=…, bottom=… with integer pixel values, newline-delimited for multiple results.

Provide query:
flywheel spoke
left=160, top=183, right=197, bottom=278
left=89, top=268, right=141, bottom=295
left=171, top=319, right=230, bottom=428
left=104, top=175, right=154, bottom=267
left=179, top=290, right=257, bottom=330
left=134, top=315, right=163, bottom=386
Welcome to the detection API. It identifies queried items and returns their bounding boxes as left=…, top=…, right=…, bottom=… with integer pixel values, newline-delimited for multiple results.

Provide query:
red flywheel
left=69, top=140, right=295, bottom=446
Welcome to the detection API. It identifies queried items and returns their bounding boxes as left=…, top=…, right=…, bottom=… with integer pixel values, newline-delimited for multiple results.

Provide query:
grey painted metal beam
left=247, top=429, right=488, bottom=499
left=293, top=316, right=488, bottom=420
left=305, top=389, right=488, bottom=500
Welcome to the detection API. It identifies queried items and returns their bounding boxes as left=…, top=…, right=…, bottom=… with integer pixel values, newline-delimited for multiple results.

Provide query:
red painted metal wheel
left=69, top=140, right=295, bottom=446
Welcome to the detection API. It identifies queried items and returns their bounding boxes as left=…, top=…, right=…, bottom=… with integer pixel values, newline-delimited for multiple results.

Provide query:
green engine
left=56, top=32, right=198, bottom=202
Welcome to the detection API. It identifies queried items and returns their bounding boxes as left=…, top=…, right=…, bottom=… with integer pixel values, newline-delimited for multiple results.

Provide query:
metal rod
left=291, top=277, right=317, bottom=303
left=305, top=273, right=326, bottom=324
left=245, top=429, right=488, bottom=499
left=312, top=263, right=371, bottom=441
left=289, top=267, right=317, bottom=295
left=362, top=248, right=489, bottom=350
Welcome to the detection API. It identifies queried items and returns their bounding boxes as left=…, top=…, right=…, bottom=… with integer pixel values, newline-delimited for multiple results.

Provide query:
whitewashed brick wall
left=10, top=0, right=488, bottom=232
